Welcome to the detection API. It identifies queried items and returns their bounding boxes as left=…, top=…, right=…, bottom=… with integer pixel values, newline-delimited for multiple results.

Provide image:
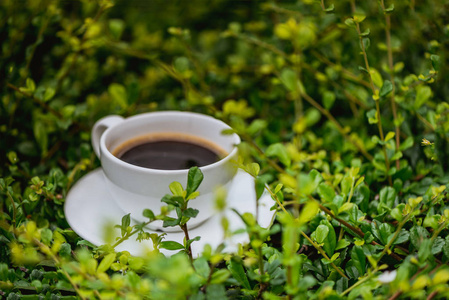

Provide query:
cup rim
left=99, top=111, right=240, bottom=174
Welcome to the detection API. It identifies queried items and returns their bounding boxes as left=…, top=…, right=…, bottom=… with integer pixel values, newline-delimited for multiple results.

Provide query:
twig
left=379, top=0, right=401, bottom=169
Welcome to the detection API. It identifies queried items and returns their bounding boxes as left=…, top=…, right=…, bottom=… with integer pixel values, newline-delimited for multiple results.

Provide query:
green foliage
left=2, top=0, right=449, bottom=299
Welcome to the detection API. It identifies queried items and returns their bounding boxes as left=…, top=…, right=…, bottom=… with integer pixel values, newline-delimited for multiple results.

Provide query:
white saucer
left=64, top=168, right=276, bottom=257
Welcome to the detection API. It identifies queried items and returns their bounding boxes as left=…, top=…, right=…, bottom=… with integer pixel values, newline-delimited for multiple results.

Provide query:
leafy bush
left=1, top=0, right=449, bottom=299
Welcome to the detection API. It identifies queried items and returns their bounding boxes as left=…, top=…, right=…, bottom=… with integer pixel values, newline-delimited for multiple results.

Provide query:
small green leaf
left=414, top=85, right=432, bottom=109
left=385, top=131, right=395, bottom=142
left=380, top=80, right=393, bottom=97
left=43, top=87, right=55, bottom=102
left=431, top=55, right=441, bottom=71
left=384, top=3, right=395, bottom=13
left=26, top=78, right=36, bottom=93
left=142, top=209, right=155, bottom=221
left=186, top=167, right=204, bottom=197
left=255, top=176, right=266, bottom=200
left=359, top=28, right=370, bottom=37
left=169, top=181, right=184, bottom=197
left=108, top=83, right=128, bottom=109
left=317, top=183, right=335, bottom=203
left=183, top=208, right=199, bottom=218
left=323, top=90, right=336, bottom=110
left=345, top=18, right=356, bottom=28
left=210, top=269, right=231, bottom=284
left=399, top=137, right=414, bottom=151
left=97, top=253, right=116, bottom=273
left=361, top=37, right=370, bottom=50
left=336, top=239, right=351, bottom=250
left=266, top=143, right=291, bottom=167
left=366, top=109, right=378, bottom=124
left=228, top=259, right=251, bottom=289
left=246, top=163, right=260, bottom=177
left=377, top=186, right=397, bottom=214
left=315, top=225, right=329, bottom=244
left=163, top=217, right=180, bottom=227
left=351, top=246, right=366, bottom=275
left=325, top=4, right=334, bottom=12
left=160, top=241, right=184, bottom=250
left=120, top=213, right=131, bottom=236
left=193, top=257, right=210, bottom=279
left=280, top=68, right=299, bottom=92
left=174, top=57, right=190, bottom=73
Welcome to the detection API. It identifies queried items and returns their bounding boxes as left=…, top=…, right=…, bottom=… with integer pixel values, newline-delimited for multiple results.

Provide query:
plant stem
left=301, top=92, right=373, bottom=161
left=300, top=231, right=348, bottom=279
left=316, top=201, right=403, bottom=261
left=181, top=223, right=194, bottom=262
left=33, top=239, right=87, bottom=300
left=351, top=1, right=392, bottom=185
left=377, top=213, right=411, bottom=263
left=380, top=0, right=401, bottom=169
left=341, top=267, right=378, bottom=296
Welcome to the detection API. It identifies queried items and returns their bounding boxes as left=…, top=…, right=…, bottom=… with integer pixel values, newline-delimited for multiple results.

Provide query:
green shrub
left=1, top=0, right=449, bottom=299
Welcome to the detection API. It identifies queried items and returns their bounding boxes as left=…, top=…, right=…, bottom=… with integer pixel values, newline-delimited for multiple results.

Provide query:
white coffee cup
left=91, top=111, right=240, bottom=231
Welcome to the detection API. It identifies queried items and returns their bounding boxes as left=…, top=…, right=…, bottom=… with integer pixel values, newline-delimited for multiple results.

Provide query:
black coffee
left=116, top=139, right=222, bottom=170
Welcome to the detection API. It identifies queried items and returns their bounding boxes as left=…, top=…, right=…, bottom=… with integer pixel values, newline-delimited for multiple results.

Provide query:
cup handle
left=91, top=115, right=124, bottom=158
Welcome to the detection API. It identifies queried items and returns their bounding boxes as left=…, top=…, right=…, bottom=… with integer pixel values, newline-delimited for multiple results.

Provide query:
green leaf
left=255, top=176, right=266, bottom=200
left=97, top=253, right=116, bottom=273
left=336, top=239, right=351, bottom=250
left=390, top=229, right=410, bottom=245
left=384, top=3, right=395, bottom=13
left=380, top=80, right=393, bottom=97
left=390, top=204, right=405, bottom=222
left=193, top=257, right=210, bottom=279
left=186, top=236, right=201, bottom=249
left=142, top=209, right=155, bottom=221
left=186, top=167, right=204, bottom=197
left=366, top=109, right=378, bottom=124
left=246, top=163, right=260, bottom=177
left=280, top=68, right=299, bottom=92
left=399, top=137, right=414, bottom=151
left=227, top=259, right=251, bottom=289
left=109, top=19, right=125, bottom=39
left=315, top=225, right=329, bottom=244
left=40, top=228, right=53, bottom=245
left=210, top=269, right=231, bottom=284
left=174, top=56, right=190, bottom=73
left=160, top=241, right=184, bottom=250
left=43, top=87, right=55, bottom=102
left=359, top=28, right=370, bottom=37
left=297, top=200, right=320, bottom=225
left=345, top=18, right=356, bottom=28
left=161, top=195, right=184, bottom=207
left=108, top=83, right=128, bottom=109
left=385, top=131, right=395, bottom=142
left=414, top=85, right=432, bottom=109
left=323, top=90, right=336, bottom=110
left=377, top=186, right=396, bottom=214
left=183, top=208, right=199, bottom=218
left=361, top=37, right=370, bottom=51
left=351, top=246, right=366, bottom=275
left=169, top=181, right=184, bottom=197
left=410, top=226, right=429, bottom=249
left=26, top=78, right=36, bottom=93
left=120, top=213, right=131, bottom=236
left=163, top=216, right=180, bottom=227
left=266, top=143, right=291, bottom=167
left=317, top=183, right=335, bottom=203
left=33, top=121, right=48, bottom=156
left=431, top=54, right=441, bottom=71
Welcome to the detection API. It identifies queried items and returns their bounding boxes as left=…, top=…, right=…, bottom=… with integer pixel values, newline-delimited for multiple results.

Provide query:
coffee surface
left=116, top=139, right=222, bottom=170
